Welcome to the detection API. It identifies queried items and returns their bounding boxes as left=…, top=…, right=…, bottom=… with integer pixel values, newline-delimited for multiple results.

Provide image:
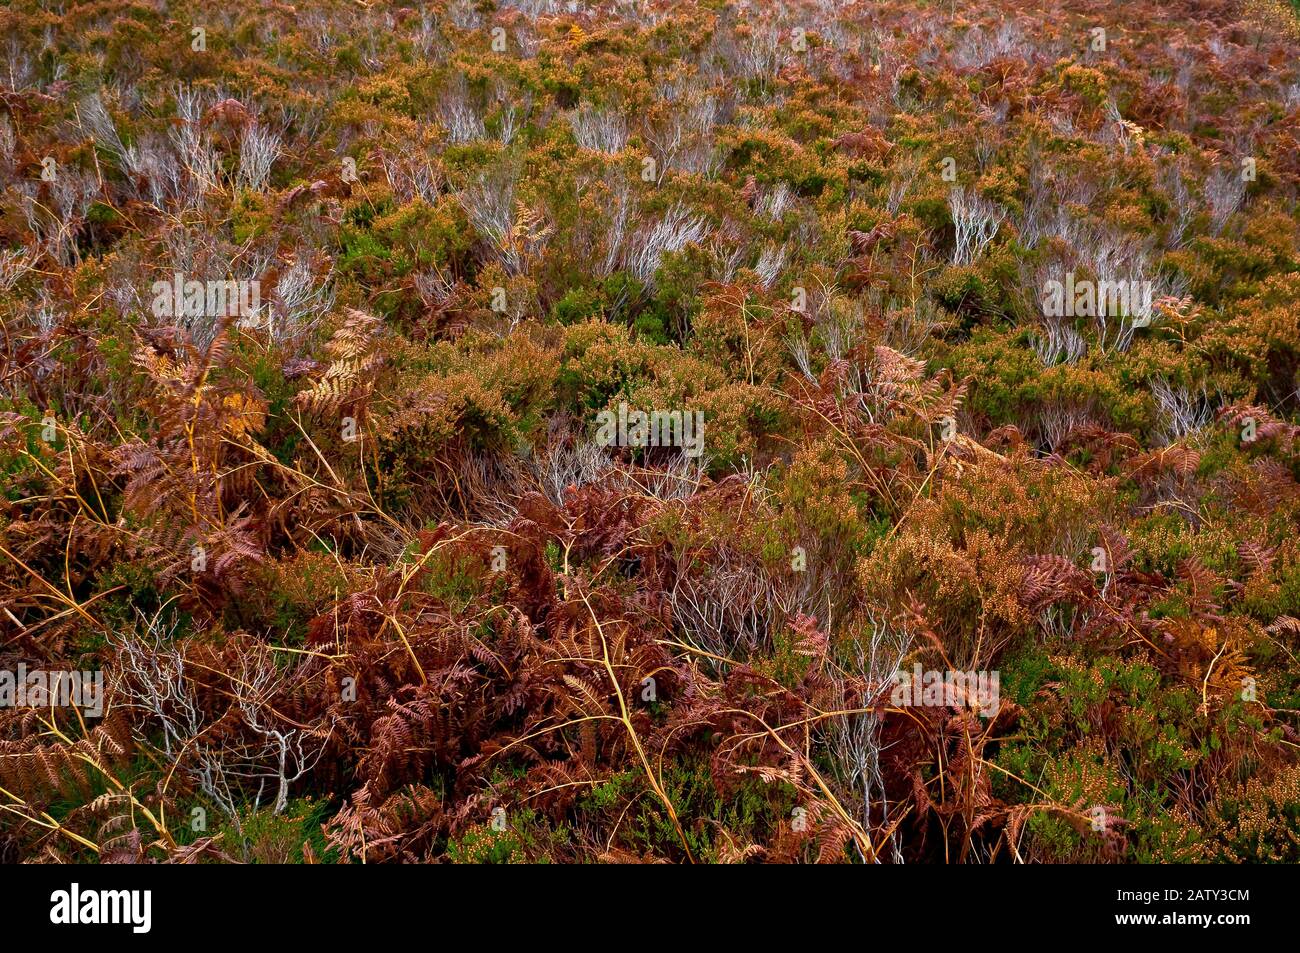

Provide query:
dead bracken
left=0, top=0, right=1298, bottom=866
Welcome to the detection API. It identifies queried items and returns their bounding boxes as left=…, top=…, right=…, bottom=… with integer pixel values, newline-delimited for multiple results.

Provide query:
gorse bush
left=0, top=0, right=1298, bottom=865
